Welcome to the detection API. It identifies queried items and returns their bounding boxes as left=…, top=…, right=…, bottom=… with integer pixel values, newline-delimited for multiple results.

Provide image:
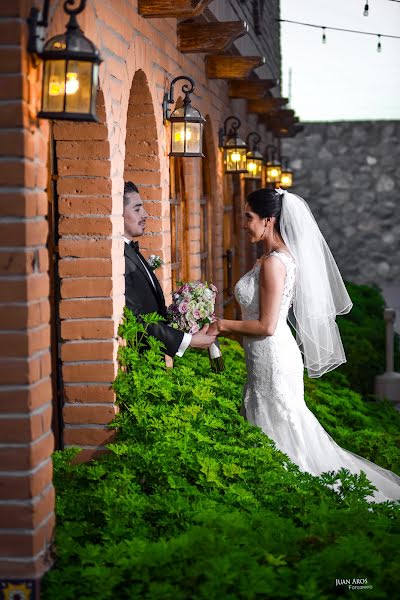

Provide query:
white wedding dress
left=235, top=250, right=400, bottom=503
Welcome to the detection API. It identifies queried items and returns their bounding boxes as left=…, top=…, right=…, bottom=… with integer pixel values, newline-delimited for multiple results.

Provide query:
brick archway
left=52, top=90, right=119, bottom=459
left=124, top=70, right=167, bottom=285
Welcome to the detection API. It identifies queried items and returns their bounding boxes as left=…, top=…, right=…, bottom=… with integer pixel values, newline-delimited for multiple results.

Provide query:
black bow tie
left=130, top=240, right=140, bottom=252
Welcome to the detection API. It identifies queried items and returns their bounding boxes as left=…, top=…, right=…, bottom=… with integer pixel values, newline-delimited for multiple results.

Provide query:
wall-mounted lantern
left=163, top=76, right=205, bottom=157
left=219, top=116, right=248, bottom=174
left=279, top=156, right=294, bottom=189
left=244, top=132, right=263, bottom=180
left=265, top=144, right=282, bottom=185
left=28, top=0, right=102, bottom=122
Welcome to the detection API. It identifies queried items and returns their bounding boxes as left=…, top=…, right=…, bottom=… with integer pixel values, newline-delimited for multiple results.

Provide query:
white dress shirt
left=124, top=237, right=191, bottom=356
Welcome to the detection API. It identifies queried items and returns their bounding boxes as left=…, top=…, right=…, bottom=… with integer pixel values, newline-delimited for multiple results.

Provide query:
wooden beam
left=205, top=55, right=265, bottom=79
left=228, top=79, right=278, bottom=99
left=247, top=98, right=289, bottom=114
left=274, top=109, right=295, bottom=119
left=138, top=0, right=213, bottom=19
left=261, top=109, right=295, bottom=122
left=261, top=117, right=299, bottom=131
left=177, top=21, right=248, bottom=53
left=270, top=124, right=304, bottom=138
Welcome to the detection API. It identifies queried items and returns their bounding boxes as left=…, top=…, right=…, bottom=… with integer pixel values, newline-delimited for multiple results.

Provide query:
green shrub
left=329, top=281, right=400, bottom=395
left=42, top=310, right=400, bottom=600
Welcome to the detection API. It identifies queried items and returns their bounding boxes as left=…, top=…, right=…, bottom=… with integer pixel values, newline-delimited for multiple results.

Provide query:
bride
left=208, top=187, right=400, bottom=503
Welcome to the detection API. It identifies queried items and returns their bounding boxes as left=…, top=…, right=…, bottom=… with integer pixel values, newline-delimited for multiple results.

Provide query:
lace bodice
left=234, top=251, right=296, bottom=324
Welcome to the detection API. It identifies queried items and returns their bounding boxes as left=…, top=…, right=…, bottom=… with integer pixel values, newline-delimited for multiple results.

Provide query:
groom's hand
left=189, top=324, right=216, bottom=349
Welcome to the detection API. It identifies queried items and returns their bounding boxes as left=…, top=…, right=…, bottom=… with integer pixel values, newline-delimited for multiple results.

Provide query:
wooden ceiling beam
left=259, top=109, right=296, bottom=125
left=228, top=79, right=278, bottom=99
left=260, top=115, right=296, bottom=127
left=138, top=0, right=213, bottom=19
left=177, top=21, right=248, bottom=53
left=268, top=124, right=304, bottom=138
left=205, top=55, right=265, bottom=79
left=247, top=97, right=288, bottom=114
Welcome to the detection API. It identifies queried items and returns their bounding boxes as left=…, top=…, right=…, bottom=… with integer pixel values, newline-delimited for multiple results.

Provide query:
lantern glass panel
left=224, top=135, right=247, bottom=173
left=225, top=146, right=247, bottom=172
left=90, top=63, right=99, bottom=115
left=186, top=122, right=202, bottom=154
left=171, top=121, right=202, bottom=155
left=42, top=59, right=66, bottom=112
left=169, top=105, right=203, bottom=156
left=64, top=60, right=93, bottom=113
left=266, top=163, right=282, bottom=183
left=280, top=171, right=293, bottom=188
left=171, top=121, right=185, bottom=154
left=244, top=151, right=263, bottom=180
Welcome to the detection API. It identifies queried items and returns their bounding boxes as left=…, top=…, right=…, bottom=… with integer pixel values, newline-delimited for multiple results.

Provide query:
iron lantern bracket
left=280, top=155, right=290, bottom=169
left=246, top=131, right=261, bottom=153
left=28, top=0, right=88, bottom=59
left=219, top=115, right=241, bottom=148
left=163, top=75, right=195, bottom=123
left=265, top=143, right=280, bottom=163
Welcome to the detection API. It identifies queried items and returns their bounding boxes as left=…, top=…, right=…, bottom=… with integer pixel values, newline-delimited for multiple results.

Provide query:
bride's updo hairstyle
left=246, top=188, right=283, bottom=241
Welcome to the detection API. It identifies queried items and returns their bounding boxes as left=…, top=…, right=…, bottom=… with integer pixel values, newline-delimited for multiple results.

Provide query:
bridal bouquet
left=167, top=282, right=224, bottom=373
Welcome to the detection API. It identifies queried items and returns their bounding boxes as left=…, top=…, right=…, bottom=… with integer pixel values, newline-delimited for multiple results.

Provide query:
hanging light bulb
left=377, top=34, right=382, bottom=52
left=65, top=71, right=80, bottom=95
left=322, top=27, right=327, bottom=44
left=363, top=2, right=369, bottom=16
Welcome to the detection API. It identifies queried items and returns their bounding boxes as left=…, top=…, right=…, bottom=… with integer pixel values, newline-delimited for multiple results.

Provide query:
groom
left=123, top=181, right=215, bottom=358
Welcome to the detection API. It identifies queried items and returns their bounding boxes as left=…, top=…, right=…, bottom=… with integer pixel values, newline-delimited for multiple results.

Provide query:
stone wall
left=282, top=121, right=400, bottom=329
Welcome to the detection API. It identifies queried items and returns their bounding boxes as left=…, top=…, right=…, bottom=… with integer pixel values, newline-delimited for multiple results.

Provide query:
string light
left=322, top=27, right=327, bottom=44
left=278, top=19, right=400, bottom=45
left=363, top=2, right=369, bottom=16
left=377, top=34, right=382, bottom=52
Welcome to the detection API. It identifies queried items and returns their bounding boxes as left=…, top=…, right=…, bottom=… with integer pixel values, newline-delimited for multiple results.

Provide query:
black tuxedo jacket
left=124, top=243, right=184, bottom=357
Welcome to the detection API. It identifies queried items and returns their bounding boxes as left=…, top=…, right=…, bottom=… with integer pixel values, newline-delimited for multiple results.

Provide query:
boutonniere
left=147, top=255, right=163, bottom=270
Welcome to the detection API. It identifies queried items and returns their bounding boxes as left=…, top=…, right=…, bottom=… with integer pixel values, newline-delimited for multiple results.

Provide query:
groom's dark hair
left=123, top=181, right=139, bottom=207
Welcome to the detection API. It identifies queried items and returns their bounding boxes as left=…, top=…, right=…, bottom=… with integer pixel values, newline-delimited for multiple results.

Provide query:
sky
left=280, top=0, right=400, bottom=121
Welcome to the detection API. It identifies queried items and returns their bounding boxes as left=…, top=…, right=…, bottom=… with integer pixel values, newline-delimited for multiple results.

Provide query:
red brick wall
left=0, top=1, right=54, bottom=580
left=0, top=0, right=280, bottom=580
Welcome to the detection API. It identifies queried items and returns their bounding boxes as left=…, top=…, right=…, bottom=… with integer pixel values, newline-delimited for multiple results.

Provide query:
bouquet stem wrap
left=208, top=340, right=224, bottom=373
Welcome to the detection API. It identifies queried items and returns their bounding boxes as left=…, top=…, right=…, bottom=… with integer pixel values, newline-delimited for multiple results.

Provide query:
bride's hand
left=207, top=320, right=220, bottom=336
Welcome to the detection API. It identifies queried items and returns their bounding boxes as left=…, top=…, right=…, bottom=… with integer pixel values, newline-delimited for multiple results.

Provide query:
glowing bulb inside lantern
left=231, top=151, right=241, bottom=162
left=270, top=168, right=279, bottom=178
left=174, top=128, right=192, bottom=143
left=49, top=79, right=63, bottom=96
left=66, top=72, right=80, bottom=95
left=248, top=161, right=257, bottom=172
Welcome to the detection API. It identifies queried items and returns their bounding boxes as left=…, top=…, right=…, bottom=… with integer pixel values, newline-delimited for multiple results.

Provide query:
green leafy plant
left=42, top=290, right=400, bottom=600
left=330, top=280, right=400, bottom=395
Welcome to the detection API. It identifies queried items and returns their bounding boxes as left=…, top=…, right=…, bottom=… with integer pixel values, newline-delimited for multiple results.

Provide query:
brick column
left=183, top=158, right=201, bottom=282
left=0, top=3, right=54, bottom=581
left=52, top=95, right=120, bottom=460
left=203, top=118, right=224, bottom=315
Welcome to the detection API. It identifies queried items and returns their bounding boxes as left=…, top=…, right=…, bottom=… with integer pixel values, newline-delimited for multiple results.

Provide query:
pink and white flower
left=167, top=281, right=218, bottom=334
